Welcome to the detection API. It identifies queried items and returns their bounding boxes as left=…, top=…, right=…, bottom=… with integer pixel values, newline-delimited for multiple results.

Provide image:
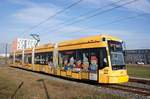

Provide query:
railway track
left=103, top=84, right=150, bottom=96
left=129, top=77, right=150, bottom=85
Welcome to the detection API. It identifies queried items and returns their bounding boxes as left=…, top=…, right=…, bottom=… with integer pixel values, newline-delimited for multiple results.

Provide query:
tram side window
left=58, top=48, right=108, bottom=71
left=47, top=53, right=53, bottom=66
left=15, top=55, right=22, bottom=63
left=76, top=48, right=108, bottom=71
left=35, top=53, right=46, bottom=65
left=76, top=49, right=89, bottom=71
left=28, top=55, right=32, bottom=64
left=34, top=55, right=40, bottom=64
left=76, top=48, right=100, bottom=72
left=40, top=55, right=45, bottom=65
left=58, top=53, right=63, bottom=67
left=59, top=50, right=76, bottom=70
left=35, top=52, right=53, bottom=65
left=24, top=55, right=27, bottom=64
left=24, top=54, right=32, bottom=64
left=9, top=55, right=13, bottom=64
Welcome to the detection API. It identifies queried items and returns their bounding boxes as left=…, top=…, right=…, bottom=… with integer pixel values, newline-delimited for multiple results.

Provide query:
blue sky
left=0, top=0, right=150, bottom=49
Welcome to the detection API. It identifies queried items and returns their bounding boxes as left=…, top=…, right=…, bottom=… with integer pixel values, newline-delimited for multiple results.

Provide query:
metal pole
left=123, top=41, right=127, bottom=63
left=54, top=43, right=58, bottom=67
left=32, top=47, right=35, bottom=70
left=5, top=43, right=8, bottom=64
left=13, top=51, right=16, bottom=64
left=22, top=49, right=24, bottom=65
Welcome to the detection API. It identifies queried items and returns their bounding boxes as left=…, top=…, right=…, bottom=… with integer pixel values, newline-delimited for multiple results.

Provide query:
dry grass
left=0, top=65, right=126, bottom=99
left=127, top=64, right=150, bottom=79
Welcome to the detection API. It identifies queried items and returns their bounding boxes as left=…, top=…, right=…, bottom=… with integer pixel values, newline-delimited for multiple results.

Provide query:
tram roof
left=35, top=43, right=53, bottom=50
left=12, top=35, right=122, bottom=53
left=13, top=43, right=54, bottom=54
left=58, top=34, right=122, bottom=47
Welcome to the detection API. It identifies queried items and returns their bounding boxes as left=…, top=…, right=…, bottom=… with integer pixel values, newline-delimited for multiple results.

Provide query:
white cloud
left=8, top=0, right=41, bottom=7
left=5, top=0, right=150, bottom=49
left=10, top=0, right=67, bottom=38
left=12, top=1, right=61, bottom=25
left=83, top=0, right=106, bottom=6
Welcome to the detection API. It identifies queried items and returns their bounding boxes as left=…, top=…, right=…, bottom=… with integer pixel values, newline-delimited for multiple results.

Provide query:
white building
left=0, top=54, right=10, bottom=57
left=12, top=38, right=38, bottom=51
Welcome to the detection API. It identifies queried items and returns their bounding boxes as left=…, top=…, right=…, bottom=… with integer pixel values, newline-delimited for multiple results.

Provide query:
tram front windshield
left=108, top=41, right=126, bottom=70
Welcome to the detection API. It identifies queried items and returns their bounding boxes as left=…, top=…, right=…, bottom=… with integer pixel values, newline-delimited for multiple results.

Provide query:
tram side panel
left=57, top=47, right=109, bottom=82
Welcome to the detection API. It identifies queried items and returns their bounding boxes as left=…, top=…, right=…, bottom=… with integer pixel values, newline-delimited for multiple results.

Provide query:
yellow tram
left=9, top=35, right=129, bottom=84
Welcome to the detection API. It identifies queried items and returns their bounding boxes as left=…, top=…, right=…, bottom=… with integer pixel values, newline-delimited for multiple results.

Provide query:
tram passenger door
left=89, top=48, right=108, bottom=81
left=98, top=48, right=108, bottom=82
left=89, top=48, right=100, bottom=81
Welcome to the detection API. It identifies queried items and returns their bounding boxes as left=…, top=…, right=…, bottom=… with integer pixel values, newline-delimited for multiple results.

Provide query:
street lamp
left=30, top=34, right=40, bottom=47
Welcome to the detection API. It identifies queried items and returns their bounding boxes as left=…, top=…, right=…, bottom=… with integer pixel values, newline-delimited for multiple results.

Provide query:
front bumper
left=108, top=75, right=129, bottom=83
